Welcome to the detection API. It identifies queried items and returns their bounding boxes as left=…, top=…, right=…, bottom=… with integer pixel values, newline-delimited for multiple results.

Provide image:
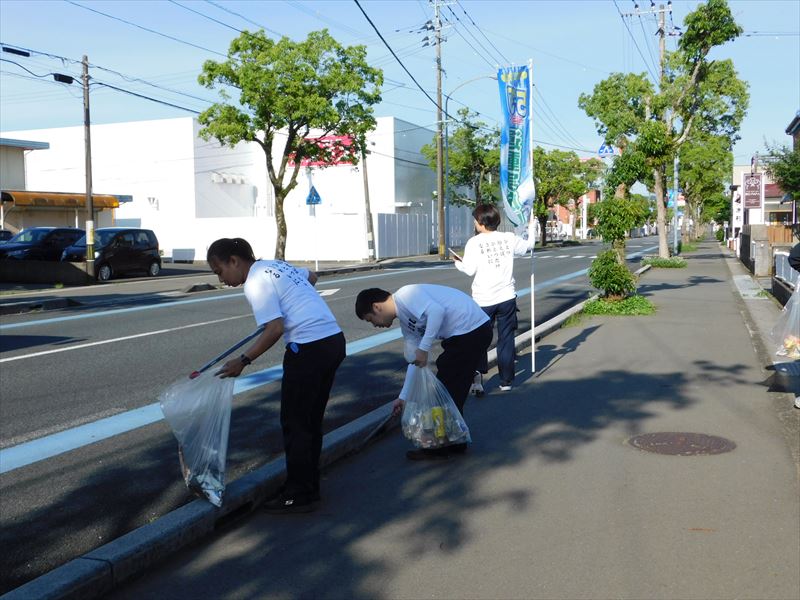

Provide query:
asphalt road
left=0, top=239, right=658, bottom=593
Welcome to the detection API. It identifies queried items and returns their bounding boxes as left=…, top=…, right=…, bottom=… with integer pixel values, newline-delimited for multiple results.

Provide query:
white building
left=2, top=116, right=474, bottom=262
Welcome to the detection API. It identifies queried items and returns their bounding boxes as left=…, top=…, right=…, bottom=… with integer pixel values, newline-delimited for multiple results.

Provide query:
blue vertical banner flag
left=498, top=64, right=535, bottom=229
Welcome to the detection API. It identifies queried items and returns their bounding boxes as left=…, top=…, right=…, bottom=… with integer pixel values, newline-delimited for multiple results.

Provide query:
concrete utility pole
left=361, top=149, right=376, bottom=262
left=434, top=0, right=446, bottom=260
left=82, top=55, right=95, bottom=279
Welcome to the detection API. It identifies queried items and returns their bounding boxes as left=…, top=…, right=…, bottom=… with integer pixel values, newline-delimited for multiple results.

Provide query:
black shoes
left=263, top=494, right=320, bottom=514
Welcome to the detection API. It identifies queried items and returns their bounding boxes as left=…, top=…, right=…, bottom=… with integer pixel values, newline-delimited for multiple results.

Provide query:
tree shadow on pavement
left=637, top=275, right=722, bottom=297
left=108, top=344, right=714, bottom=600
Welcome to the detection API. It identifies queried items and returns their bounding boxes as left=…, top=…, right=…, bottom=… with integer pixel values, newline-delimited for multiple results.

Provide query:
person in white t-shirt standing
left=207, top=238, right=346, bottom=514
left=453, top=204, right=533, bottom=393
left=355, top=284, right=492, bottom=460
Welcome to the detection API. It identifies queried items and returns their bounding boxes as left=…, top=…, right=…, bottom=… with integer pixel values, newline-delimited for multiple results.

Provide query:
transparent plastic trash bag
left=159, top=371, right=235, bottom=507
left=400, top=365, right=471, bottom=449
left=770, top=284, right=800, bottom=359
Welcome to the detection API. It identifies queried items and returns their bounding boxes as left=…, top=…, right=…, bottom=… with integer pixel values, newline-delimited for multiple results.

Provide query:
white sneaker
left=794, top=396, right=800, bottom=409
left=470, top=371, right=484, bottom=397
left=499, top=384, right=512, bottom=392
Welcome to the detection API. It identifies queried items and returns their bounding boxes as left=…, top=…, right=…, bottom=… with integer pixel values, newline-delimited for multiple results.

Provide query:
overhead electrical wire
left=444, top=6, right=500, bottom=66
left=65, top=0, right=228, bottom=58
left=352, top=0, right=451, bottom=119
left=612, top=0, right=658, bottom=84
left=204, top=0, right=284, bottom=37
left=454, top=1, right=510, bottom=64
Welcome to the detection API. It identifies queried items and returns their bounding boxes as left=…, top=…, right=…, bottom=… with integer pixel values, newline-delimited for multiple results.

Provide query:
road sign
left=597, top=144, right=615, bottom=158
left=306, top=185, right=321, bottom=205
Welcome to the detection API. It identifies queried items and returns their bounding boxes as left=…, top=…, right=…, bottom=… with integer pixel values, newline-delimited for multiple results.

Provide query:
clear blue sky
left=1, top=0, right=797, bottom=167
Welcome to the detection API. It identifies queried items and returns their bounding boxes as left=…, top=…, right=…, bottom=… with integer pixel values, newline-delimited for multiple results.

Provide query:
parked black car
left=0, top=227, right=85, bottom=260
left=61, top=227, right=161, bottom=281
left=0, top=229, right=13, bottom=243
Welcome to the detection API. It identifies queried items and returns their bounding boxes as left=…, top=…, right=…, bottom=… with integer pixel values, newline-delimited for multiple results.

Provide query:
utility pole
left=361, top=148, right=376, bottom=262
left=434, top=0, right=445, bottom=260
left=82, top=55, right=95, bottom=279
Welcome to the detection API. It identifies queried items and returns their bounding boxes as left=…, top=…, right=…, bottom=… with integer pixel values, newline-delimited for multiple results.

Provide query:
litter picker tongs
left=190, top=325, right=265, bottom=379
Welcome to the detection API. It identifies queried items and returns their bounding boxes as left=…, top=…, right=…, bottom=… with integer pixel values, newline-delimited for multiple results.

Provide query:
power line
left=443, top=6, right=500, bottom=67
left=203, top=0, right=284, bottom=38
left=636, top=12, right=660, bottom=81
left=90, top=81, right=201, bottom=114
left=65, top=0, right=228, bottom=58
left=612, top=0, right=658, bottom=84
left=353, top=0, right=448, bottom=118
left=454, top=1, right=510, bottom=64
left=168, top=0, right=243, bottom=34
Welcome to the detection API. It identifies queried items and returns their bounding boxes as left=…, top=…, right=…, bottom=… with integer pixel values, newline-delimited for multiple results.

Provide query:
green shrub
left=588, top=249, right=636, bottom=298
left=583, top=294, right=655, bottom=315
left=641, top=256, right=687, bottom=268
left=715, top=229, right=724, bottom=242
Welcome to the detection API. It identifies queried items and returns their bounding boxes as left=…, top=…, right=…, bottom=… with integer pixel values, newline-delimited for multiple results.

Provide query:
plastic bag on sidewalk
left=770, top=284, right=800, bottom=359
left=159, top=371, right=235, bottom=507
left=401, top=365, right=471, bottom=449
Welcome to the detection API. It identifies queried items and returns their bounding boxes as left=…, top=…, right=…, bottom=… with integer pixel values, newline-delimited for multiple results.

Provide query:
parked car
left=61, top=227, right=161, bottom=281
left=0, top=227, right=85, bottom=260
left=0, top=229, right=13, bottom=243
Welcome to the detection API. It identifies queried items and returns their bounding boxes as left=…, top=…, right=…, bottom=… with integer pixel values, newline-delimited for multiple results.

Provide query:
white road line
left=0, top=315, right=249, bottom=363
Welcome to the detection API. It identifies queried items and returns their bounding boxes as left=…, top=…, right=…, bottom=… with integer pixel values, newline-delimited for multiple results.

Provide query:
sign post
left=306, top=176, right=322, bottom=271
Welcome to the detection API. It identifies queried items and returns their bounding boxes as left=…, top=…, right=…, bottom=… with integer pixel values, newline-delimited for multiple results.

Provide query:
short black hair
left=355, top=288, right=391, bottom=319
left=207, top=238, right=256, bottom=263
left=472, top=204, right=501, bottom=231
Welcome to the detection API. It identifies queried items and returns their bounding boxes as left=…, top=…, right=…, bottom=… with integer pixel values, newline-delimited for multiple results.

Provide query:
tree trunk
left=681, top=199, right=691, bottom=244
left=538, top=214, right=548, bottom=246
left=274, top=191, right=287, bottom=260
left=653, top=167, right=670, bottom=258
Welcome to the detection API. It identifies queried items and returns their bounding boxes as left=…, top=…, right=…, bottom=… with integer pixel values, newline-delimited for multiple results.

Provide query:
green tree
left=533, top=147, right=598, bottom=245
left=765, top=143, right=800, bottom=202
left=579, top=0, right=748, bottom=258
left=422, top=108, right=500, bottom=206
left=197, top=29, right=383, bottom=259
left=678, top=133, right=732, bottom=241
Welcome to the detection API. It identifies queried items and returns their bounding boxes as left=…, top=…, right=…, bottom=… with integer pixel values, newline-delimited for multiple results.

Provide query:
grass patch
left=561, top=312, right=584, bottom=328
left=641, top=255, right=687, bottom=268
left=583, top=294, right=655, bottom=316
left=681, top=241, right=698, bottom=253
left=756, top=290, right=771, bottom=298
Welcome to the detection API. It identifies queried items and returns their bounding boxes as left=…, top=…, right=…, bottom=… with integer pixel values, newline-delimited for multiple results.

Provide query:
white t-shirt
left=454, top=230, right=532, bottom=306
left=393, top=284, right=489, bottom=353
left=243, top=260, right=341, bottom=344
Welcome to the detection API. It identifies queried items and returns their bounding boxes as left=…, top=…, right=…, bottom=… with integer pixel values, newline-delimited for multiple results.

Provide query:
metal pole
left=435, top=0, right=445, bottom=260
left=528, top=58, right=536, bottom=375
left=444, top=93, right=450, bottom=252
left=82, top=55, right=95, bottom=279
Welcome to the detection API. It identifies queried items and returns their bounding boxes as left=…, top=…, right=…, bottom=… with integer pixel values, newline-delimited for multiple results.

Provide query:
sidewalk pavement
left=5, top=239, right=799, bottom=600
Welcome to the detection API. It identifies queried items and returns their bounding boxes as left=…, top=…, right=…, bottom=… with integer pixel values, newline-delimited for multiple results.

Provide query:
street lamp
left=443, top=74, right=497, bottom=250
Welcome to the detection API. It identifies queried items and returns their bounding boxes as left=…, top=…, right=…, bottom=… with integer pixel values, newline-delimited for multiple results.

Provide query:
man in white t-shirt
left=454, top=204, right=532, bottom=392
left=208, top=238, right=345, bottom=513
left=355, top=284, right=492, bottom=460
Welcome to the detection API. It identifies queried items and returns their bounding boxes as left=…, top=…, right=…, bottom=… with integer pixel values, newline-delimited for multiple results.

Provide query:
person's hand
left=215, top=358, right=245, bottom=378
left=413, top=348, right=428, bottom=367
left=392, top=398, right=405, bottom=417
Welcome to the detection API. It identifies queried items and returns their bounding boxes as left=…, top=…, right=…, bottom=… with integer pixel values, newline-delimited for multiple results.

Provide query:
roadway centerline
left=0, top=246, right=656, bottom=474
left=0, top=315, right=250, bottom=363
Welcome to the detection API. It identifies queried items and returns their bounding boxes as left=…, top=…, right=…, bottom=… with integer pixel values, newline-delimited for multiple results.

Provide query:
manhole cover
left=627, top=432, right=736, bottom=456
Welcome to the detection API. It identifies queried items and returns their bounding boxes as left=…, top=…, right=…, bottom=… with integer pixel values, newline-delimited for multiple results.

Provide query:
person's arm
left=415, top=299, right=445, bottom=367
left=513, top=228, right=535, bottom=255
left=216, top=317, right=284, bottom=378
left=307, top=270, right=318, bottom=286
left=454, top=238, right=478, bottom=276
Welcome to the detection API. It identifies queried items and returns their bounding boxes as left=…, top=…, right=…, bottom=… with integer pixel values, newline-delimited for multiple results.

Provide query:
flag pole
left=528, top=58, right=535, bottom=375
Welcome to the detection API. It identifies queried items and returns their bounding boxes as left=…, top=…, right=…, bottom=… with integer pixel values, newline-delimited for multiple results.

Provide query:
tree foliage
left=532, top=147, right=601, bottom=244
left=197, top=29, right=383, bottom=259
left=578, top=0, right=748, bottom=258
left=678, top=133, right=732, bottom=238
left=421, top=108, right=500, bottom=206
left=765, top=143, right=800, bottom=202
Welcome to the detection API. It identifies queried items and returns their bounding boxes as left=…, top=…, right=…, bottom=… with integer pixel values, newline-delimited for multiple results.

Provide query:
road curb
left=2, top=280, right=606, bottom=599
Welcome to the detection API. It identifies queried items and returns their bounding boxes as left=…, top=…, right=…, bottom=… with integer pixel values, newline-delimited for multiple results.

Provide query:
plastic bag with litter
left=159, top=371, right=234, bottom=507
left=770, top=284, right=800, bottom=359
left=400, top=364, right=471, bottom=449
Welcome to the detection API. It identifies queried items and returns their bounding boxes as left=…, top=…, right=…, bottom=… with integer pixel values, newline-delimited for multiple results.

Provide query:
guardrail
left=774, top=250, right=799, bottom=290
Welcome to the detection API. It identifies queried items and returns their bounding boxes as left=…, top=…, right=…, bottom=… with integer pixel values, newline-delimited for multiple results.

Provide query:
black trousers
left=280, top=331, right=346, bottom=499
left=435, top=321, right=493, bottom=415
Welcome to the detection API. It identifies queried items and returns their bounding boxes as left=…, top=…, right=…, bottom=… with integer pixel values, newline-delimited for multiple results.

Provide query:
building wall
left=0, top=146, right=26, bottom=189
left=3, top=115, right=446, bottom=262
